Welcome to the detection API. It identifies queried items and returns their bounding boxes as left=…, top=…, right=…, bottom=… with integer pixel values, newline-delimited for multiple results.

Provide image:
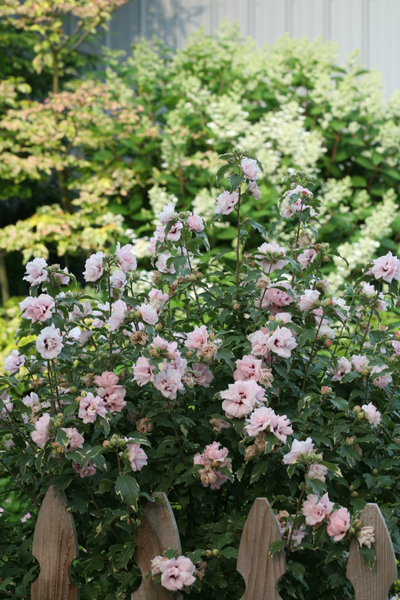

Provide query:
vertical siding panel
left=291, top=0, right=325, bottom=40
left=254, top=0, right=287, bottom=46
left=106, top=0, right=141, bottom=51
left=369, top=0, right=400, bottom=97
left=330, top=0, right=363, bottom=65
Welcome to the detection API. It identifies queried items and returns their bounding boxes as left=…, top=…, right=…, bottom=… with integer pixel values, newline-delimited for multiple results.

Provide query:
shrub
left=1, top=150, right=400, bottom=600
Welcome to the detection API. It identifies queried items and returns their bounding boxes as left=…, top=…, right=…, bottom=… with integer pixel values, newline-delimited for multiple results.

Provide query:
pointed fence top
left=347, top=503, right=397, bottom=600
left=131, top=491, right=182, bottom=600
left=237, top=497, right=286, bottom=600
left=31, top=485, right=79, bottom=600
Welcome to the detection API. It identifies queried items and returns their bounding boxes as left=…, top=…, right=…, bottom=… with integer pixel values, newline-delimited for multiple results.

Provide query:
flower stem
left=287, top=465, right=310, bottom=554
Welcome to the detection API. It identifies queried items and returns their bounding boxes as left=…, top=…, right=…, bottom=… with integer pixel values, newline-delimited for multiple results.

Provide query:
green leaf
left=321, top=461, right=343, bottom=478
left=246, top=218, right=267, bottom=236
left=313, top=522, right=328, bottom=548
left=358, top=543, right=376, bottom=571
left=228, top=173, right=245, bottom=191
left=330, top=397, right=349, bottom=412
left=268, top=539, right=285, bottom=557
left=298, top=328, right=316, bottom=347
left=341, top=371, right=360, bottom=383
left=216, top=164, right=231, bottom=185
left=115, top=474, right=140, bottom=510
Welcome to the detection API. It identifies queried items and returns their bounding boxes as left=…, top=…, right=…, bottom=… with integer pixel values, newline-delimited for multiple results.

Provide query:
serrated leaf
left=268, top=539, right=285, bottom=557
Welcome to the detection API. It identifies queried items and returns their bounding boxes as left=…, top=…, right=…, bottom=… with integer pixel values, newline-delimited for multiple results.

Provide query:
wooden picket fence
left=29, top=486, right=398, bottom=600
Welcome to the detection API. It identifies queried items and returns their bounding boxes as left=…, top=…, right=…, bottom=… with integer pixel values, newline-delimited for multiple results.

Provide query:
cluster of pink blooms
left=248, top=325, right=297, bottom=359
left=279, top=185, right=314, bottom=219
left=20, top=294, right=55, bottom=323
left=215, top=158, right=262, bottom=215
left=193, top=442, right=231, bottom=490
left=302, top=494, right=351, bottom=542
left=151, top=555, right=196, bottom=591
left=31, top=413, right=84, bottom=450
left=244, top=407, right=293, bottom=443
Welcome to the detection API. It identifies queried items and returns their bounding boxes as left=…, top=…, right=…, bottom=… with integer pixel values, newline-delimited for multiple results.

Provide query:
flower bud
left=212, top=549, right=219, bottom=556
left=372, top=469, right=378, bottom=476
left=70, top=386, right=77, bottom=394
left=233, top=303, right=240, bottom=310
left=154, top=323, right=163, bottom=332
left=321, top=386, right=331, bottom=396
left=325, top=339, right=333, bottom=348
left=323, top=255, right=329, bottom=262
left=351, top=491, right=358, bottom=498
left=349, top=485, right=355, bottom=492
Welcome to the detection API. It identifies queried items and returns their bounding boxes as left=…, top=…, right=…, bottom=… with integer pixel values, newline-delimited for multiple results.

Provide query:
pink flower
left=97, top=385, right=127, bottom=412
left=392, top=340, right=400, bottom=355
left=187, top=214, right=204, bottom=232
left=137, top=303, right=158, bottom=326
left=167, top=222, right=183, bottom=241
left=115, top=242, right=137, bottom=273
left=31, top=413, right=51, bottom=448
left=327, top=507, right=351, bottom=541
left=36, top=325, right=63, bottom=359
left=241, top=157, right=261, bottom=181
left=270, top=413, right=293, bottom=443
left=211, top=469, right=228, bottom=490
left=54, top=267, right=70, bottom=285
left=308, top=463, right=328, bottom=482
left=220, top=380, right=265, bottom=419
left=371, top=365, right=392, bottom=389
left=23, top=257, right=48, bottom=285
left=247, top=180, right=262, bottom=199
left=298, top=289, right=320, bottom=311
left=360, top=281, right=376, bottom=295
left=331, top=357, right=352, bottom=382
left=234, top=355, right=263, bottom=381
left=257, top=242, right=288, bottom=273
left=248, top=328, right=271, bottom=358
left=244, top=406, right=276, bottom=437
left=133, top=357, right=155, bottom=386
left=108, top=299, right=127, bottom=331
left=153, top=365, right=184, bottom=399
left=303, top=493, right=334, bottom=526
left=94, top=371, right=119, bottom=387
left=262, top=283, right=294, bottom=310
left=20, top=294, right=55, bottom=323
left=351, top=354, right=370, bottom=373
left=22, top=391, right=44, bottom=423
left=267, top=326, right=297, bottom=358
left=191, top=363, right=214, bottom=387
left=283, top=437, right=315, bottom=465
left=274, top=312, right=292, bottom=324
left=3, top=350, right=25, bottom=375
left=149, top=289, right=169, bottom=313
left=78, top=393, right=108, bottom=424
left=72, top=460, right=96, bottom=478
left=159, top=202, right=176, bottom=225
left=291, top=524, right=307, bottom=547
left=150, top=336, right=179, bottom=360
left=160, top=556, right=196, bottom=591
left=215, top=190, right=239, bottom=215
left=204, top=441, right=229, bottom=464
left=110, top=269, right=127, bottom=290
left=362, top=402, right=381, bottom=427
left=185, top=325, right=208, bottom=351
left=370, top=251, right=400, bottom=283
left=21, top=512, right=31, bottom=523
left=127, top=443, right=148, bottom=471
left=298, top=248, right=318, bottom=269
left=62, top=427, right=84, bottom=450
left=68, top=301, right=92, bottom=321
left=83, top=252, right=105, bottom=282
left=155, top=252, right=175, bottom=274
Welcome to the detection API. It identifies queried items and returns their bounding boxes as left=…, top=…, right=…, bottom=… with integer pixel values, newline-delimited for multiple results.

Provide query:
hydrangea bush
left=1, top=151, right=400, bottom=600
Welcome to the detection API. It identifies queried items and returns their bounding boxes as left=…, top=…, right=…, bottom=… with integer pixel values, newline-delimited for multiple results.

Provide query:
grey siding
left=101, top=0, right=400, bottom=97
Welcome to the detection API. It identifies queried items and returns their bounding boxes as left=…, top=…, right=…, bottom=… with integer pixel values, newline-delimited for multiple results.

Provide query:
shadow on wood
left=31, top=485, right=79, bottom=600
left=237, top=497, right=286, bottom=600
left=347, top=503, right=397, bottom=600
left=131, top=491, right=182, bottom=600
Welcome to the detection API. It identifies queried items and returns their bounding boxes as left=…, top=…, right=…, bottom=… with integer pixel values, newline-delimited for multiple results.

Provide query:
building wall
left=101, top=0, right=400, bottom=97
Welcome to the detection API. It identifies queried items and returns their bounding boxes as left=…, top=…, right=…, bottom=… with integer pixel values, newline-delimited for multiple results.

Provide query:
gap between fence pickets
left=30, top=489, right=398, bottom=600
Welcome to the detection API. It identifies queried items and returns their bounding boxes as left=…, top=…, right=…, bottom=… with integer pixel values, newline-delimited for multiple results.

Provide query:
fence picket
left=31, top=485, right=79, bottom=600
left=346, top=503, right=398, bottom=600
left=131, top=491, right=182, bottom=600
left=237, top=497, right=286, bottom=600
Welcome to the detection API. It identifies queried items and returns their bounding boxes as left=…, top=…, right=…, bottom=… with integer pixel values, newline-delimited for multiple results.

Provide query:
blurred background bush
left=1, top=0, right=400, bottom=367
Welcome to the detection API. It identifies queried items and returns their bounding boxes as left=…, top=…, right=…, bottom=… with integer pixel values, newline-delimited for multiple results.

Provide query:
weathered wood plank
left=237, top=497, right=286, bottom=600
left=347, top=503, right=397, bottom=600
left=31, top=485, right=79, bottom=600
left=131, top=492, right=182, bottom=600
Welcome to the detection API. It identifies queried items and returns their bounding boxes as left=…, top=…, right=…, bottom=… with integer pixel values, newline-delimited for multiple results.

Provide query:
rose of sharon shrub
left=1, top=149, right=400, bottom=599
